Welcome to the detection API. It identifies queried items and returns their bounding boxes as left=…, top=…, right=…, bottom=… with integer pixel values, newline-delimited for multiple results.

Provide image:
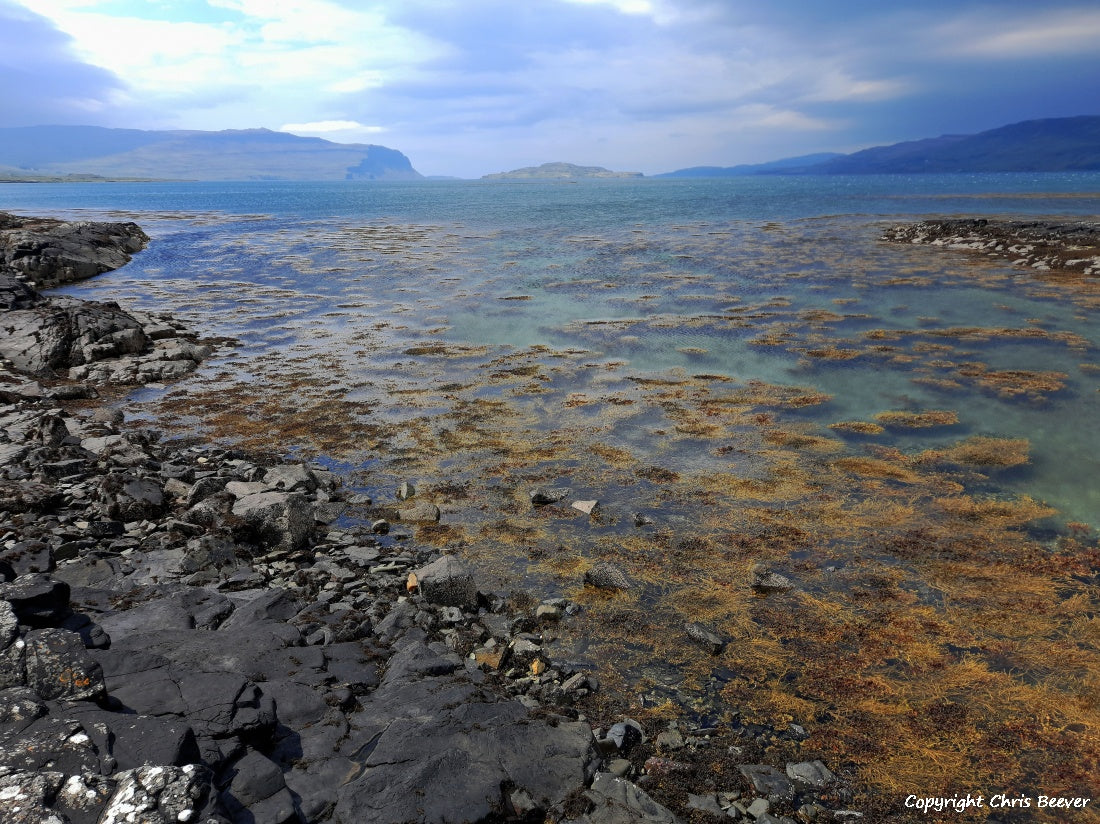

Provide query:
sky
left=1, top=0, right=1098, bottom=177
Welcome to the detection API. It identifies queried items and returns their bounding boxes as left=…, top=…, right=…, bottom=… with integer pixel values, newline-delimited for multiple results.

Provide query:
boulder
left=412, top=555, right=479, bottom=609
left=231, top=492, right=315, bottom=551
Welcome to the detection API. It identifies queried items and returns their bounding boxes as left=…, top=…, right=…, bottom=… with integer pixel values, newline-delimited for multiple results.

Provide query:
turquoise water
left=2, top=174, right=1099, bottom=524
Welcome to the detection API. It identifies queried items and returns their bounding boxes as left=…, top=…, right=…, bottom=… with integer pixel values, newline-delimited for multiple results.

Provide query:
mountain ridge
left=658, top=116, right=1100, bottom=177
left=0, top=125, right=422, bottom=181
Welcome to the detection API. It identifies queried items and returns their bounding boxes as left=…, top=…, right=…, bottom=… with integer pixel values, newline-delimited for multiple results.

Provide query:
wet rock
left=687, top=792, right=727, bottom=817
left=751, top=564, right=794, bottom=593
left=583, top=772, right=682, bottom=824
left=0, top=213, right=148, bottom=289
left=530, top=487, right=569, bottom=506
left=584, top=561, right=633, bottom=591
left=572, top=499, right=599, bottom=515
left=685, top=622, right=726, bottom=654
left=99, top=474, right=165, bottom=522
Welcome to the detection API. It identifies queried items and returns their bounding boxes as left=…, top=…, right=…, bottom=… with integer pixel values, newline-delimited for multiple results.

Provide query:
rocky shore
left=1, top=213, right=857, bottom=824
left=882, top=217, right=1100, bottom=274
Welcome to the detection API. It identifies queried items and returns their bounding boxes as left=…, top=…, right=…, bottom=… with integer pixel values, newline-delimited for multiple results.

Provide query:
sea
left=4, top=174, right=1100, bottom=809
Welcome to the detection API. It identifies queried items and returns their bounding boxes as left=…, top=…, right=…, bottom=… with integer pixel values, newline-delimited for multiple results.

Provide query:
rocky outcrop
left=0, top=212, right=148, bottom=290
left=0, top=214, right=209, bottom=385
left=882, top=218, right=1100, bottom=275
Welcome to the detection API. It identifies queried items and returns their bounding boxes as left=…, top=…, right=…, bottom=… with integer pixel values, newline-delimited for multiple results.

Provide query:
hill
left=482, top=162, right=642, bottom=180
left=657, top=116, right=1100, bottom=177
left=812, top=116, right=1100, bottom=174
left=656, top=153, right=842, bottom=178
left=0, top=125, right=422, bottom=181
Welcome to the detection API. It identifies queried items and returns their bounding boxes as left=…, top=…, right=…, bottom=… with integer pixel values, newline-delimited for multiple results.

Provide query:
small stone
left=751, top=563, right=794, bottom=593
left=371, top=519, right=390, bottom=534
left=536, top=604, right=562, bottom=621
left=397, top=481, right=416, bottom=500
left=608, top=758, right=632, bottom=777
left=685, top=621, right=726, bottom=654
left=746, top=797, right=771, bottom=818
left=655, top=728, right=684, bottom=751
left=572, top=499, right=599, bottom=515
left=406, top=572, right=418, bottom=593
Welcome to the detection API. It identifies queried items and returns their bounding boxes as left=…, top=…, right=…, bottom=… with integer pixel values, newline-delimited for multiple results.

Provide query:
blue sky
left=1, top=0, right=1097, bottom=177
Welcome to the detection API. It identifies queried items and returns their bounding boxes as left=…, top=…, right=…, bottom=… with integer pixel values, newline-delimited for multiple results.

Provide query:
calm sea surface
left=5, top=175, right=1100, bottom=805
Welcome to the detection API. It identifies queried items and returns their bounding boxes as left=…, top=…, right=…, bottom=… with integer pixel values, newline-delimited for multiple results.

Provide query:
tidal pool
left=53, top=206, right=1100, bottom=819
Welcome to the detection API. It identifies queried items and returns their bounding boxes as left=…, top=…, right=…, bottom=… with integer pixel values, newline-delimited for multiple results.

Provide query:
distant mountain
left=656, top=153, right=843, bottom=178
left=0, top=125, right=422, bottom=181
left=657, top=116, right=1100, bottom=177
left=483, top=162, right=642, bottom=180
left=809, top=116, right=1100, bottom=173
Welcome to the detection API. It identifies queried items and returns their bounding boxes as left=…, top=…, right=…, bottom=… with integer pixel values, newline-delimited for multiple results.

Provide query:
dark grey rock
left=222, top=750, right=297, bottom=824
left=583, top=772, right=682, bottom=823
left=606, top=719, right=645, bottom=754
left=584, top=562, right=633, bottom=591
left=24, top=628, right=105, bottom=701
left=685, top=622, right=726, bottom=655
left=231, top=491, right=315, bottom=551
left=97, top=764, right=220, bottom=824
left=786, top=759, right=836, bottom=789
left=0, top=574, right=71, bottom=626
left=413, top=555, right=479, bottom=609
left=739, top=764, right=795, bottom=801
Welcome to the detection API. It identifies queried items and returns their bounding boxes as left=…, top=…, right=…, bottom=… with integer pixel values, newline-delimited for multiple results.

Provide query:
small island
left=482, top=161, right=643, bottom=180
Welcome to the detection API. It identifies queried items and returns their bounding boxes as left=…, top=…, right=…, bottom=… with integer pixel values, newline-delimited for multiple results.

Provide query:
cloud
left=0, top=0, right=127, bottom=127
left=937, top=8, right=1100, bottom=58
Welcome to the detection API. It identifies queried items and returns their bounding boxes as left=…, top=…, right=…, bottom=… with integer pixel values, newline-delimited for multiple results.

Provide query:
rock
left=739, top=764, right=795, bottom=801
left=222, top=750, right=297, bottom=824
left=584, top=562, right=632, bottom=591
left=98, top=764, right=219, bottom=824
left=583, top=772, right=682, bottom=824
left=0, top=575, right=71, bottom=627
left=231, top=491, right=315, bottom=551
left=396, top=499, right=440, bottom=523
left=687, top=793, right=726, bottom=817
left=396, top=480, right=415, bottom=500
left=685, top=622, right=726, bottom=654
left=99, top=474, right=165, bottom=522
left=786, top=760, right=836, bottom=789
left=24, top=628, right=106, bottom=701
left=262, top=463, right=317, bottom=493
left=530, top=487, right=569, bottom=506
left=606, top=719, right=645, bottom=754
left=572, top=499, right=599, bottom=515
left=0, top=298, right=149, bottom=375
left=0, top=770, right=66, bottom=824
left=0, top=213, right=148, bottom=289
left=751, top=564, right=794, bottom=593
left=413, top=555, right=479, bottom=609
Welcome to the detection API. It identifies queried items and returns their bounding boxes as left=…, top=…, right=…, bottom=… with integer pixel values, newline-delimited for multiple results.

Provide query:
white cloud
left=281, top=119, right=385, bottom=134
left=938, top=8, right=1100, bottom=58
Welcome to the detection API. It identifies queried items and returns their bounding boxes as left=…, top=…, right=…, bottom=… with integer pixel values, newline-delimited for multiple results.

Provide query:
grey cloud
left=0, top=1, right=126, bottom=127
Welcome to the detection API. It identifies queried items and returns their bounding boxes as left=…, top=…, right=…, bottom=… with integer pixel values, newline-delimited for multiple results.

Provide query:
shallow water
left=5, top=175, right=1100, bottom=814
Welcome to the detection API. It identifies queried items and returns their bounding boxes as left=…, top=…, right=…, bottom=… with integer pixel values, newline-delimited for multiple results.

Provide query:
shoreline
left=1, top=215, right=860, bottom=824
